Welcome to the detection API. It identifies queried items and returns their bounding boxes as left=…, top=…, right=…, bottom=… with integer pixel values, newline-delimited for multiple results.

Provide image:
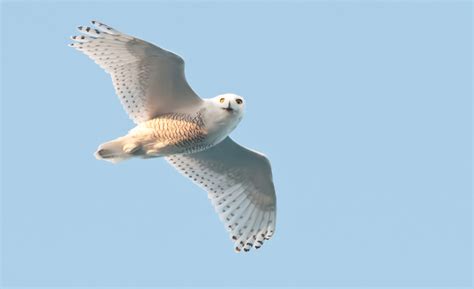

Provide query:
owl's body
left=131, top=111, right=209, bottom=156
left=96, top=96, right=244, bottom=162
left=70, top=21, right=276, bottom=252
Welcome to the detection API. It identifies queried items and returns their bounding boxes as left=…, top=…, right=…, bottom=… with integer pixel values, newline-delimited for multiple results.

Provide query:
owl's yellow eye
left=236, top=98, right=243, bottom=105
left=219, top=98, right=225, bottom=103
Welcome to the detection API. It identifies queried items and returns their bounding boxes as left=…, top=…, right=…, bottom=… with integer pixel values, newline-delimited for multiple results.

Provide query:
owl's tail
left=95, top=136, right=138, bottom=164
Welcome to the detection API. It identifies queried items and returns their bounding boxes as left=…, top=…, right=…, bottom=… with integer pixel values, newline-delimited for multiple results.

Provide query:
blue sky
left=1, top=1, right=472, bottom=288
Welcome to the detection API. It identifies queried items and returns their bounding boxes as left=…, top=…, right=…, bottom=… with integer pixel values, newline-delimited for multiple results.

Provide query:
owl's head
left=203, top=93, right=245, bottom=142
left=211, top=93, right=245, bottom=116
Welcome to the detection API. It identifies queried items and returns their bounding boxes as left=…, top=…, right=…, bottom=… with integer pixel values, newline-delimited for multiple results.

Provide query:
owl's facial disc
left=215, top=93, right=245, bottom=115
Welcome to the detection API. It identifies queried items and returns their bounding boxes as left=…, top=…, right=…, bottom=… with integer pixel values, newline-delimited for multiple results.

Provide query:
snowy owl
left=69, top=21, right=276, bottom=252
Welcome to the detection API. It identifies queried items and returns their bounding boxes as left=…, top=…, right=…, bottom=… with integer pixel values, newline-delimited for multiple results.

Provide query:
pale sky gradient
left=1, top=1, right=472, bottom=288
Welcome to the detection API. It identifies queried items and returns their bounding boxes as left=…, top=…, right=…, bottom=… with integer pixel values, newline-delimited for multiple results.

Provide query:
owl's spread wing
left=166, top=137, right=276, bottom=252
left=70, top=21, right=202, bottom=123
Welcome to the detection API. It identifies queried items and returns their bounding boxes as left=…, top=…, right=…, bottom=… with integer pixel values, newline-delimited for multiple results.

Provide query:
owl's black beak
left=222, top=102, right=234, bottom=112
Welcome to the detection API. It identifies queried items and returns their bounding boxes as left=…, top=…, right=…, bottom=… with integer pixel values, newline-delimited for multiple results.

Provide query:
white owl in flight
left=69, top=21, right=276, bottom=252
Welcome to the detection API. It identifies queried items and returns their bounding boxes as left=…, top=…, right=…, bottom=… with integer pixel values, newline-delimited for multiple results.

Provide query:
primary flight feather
left=69, top=21, right=276, bottom=252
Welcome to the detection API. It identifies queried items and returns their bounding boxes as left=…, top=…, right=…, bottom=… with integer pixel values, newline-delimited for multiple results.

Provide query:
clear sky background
left=1, top=1, right=472, bottom=288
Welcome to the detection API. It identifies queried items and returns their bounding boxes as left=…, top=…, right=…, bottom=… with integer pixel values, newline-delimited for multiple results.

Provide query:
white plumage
left=167, top=138, right=276, bottom=251
left=70, top=21, right=276, bottom=252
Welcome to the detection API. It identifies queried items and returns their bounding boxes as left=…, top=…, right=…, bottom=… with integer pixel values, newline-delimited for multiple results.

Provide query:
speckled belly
left=128, top=112, right=212, bottom=156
